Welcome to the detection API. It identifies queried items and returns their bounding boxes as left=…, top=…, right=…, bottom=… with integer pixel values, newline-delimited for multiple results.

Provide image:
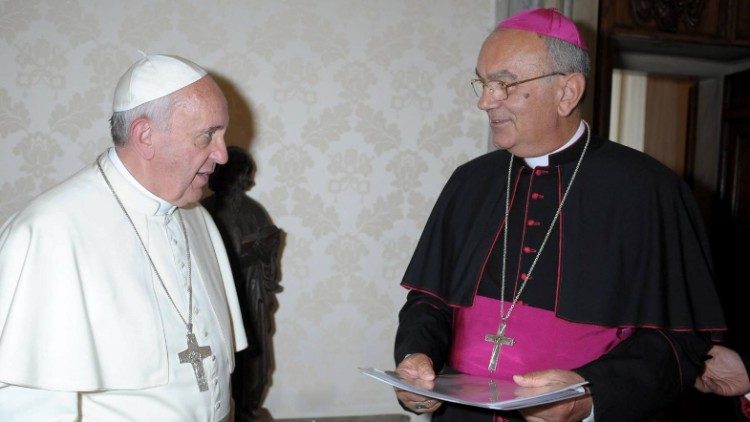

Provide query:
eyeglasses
left=470, top=72, right=565, bottom=100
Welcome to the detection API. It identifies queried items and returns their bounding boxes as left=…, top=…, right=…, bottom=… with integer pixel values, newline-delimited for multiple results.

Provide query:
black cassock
left=395, top=132, right=726, bottom=421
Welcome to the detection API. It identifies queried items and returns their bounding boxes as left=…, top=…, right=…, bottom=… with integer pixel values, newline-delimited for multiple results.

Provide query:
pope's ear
left=557, top=73, right=586, bottom=117
left=129, top=118, right=155, bottom=160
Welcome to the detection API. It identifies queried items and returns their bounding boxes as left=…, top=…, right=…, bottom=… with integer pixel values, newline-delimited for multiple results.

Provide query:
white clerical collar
left=524, top=120, right=586, bottom=168
left=108, top=148, right=176, bottom=215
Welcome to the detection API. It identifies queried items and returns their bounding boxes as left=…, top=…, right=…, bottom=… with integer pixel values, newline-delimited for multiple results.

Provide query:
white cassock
left=0, top=149, right=248, bottom=421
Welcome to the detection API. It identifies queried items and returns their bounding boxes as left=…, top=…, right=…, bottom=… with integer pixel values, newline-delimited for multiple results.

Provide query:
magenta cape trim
left=450, top=296, right=631, bottom=379
left=498, top=8, right=587, bottom=51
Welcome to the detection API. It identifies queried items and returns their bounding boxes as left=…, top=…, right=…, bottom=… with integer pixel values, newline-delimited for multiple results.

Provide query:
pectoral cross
left=179, top=332, right=213, bottom=392
left=485, top=322, right=514, bottom=372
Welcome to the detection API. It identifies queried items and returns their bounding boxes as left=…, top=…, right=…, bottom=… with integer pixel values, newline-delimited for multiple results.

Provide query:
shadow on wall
left=212, top=72, right=257, bottom=152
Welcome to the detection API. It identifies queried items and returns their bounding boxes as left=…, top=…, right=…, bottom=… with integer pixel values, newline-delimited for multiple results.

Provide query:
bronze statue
left=202, top=146, right=282, bottom=421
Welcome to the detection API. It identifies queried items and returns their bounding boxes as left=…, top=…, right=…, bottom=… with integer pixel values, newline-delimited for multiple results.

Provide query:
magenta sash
left=450, top=295, right=632, bottom=380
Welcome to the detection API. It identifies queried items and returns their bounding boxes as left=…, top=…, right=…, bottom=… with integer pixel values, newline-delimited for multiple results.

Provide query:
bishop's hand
left=514, top=369, right=592, bottom=422
left=394, top=353, right=443, bottom=414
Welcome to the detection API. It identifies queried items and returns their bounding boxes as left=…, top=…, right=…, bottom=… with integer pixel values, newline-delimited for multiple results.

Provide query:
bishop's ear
left=557, top=73, right=586, bottom=117
left=128, top=118, right=156, bottom=160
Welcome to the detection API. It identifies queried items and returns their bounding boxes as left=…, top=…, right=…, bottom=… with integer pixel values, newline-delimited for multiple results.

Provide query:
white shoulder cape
left=0, top=153, right=247, bottom=391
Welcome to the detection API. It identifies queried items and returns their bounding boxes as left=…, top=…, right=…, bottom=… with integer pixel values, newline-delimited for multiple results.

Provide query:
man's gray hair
left=543, top=35, right=590, bottom=110
left=109, top=94, right=174, bottom=146
left=544, top=35, right=590, bottom=79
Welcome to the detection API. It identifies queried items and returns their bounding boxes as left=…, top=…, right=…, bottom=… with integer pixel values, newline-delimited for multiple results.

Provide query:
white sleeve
left=0, top=383, right=79, bottom=421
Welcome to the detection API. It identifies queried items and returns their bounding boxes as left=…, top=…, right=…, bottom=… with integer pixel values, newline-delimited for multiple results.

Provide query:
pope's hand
left=394, top=353, right=443, bottom=414
left=514, top=369, right=591, bottom=422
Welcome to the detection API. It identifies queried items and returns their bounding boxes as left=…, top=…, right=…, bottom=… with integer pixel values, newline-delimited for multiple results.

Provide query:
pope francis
left=0, top=54, right=248, bottom=421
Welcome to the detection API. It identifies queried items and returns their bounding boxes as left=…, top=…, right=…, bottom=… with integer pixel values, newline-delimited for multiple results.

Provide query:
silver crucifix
left=178, top=332, right=213, bottom=392
left=485, top=322, right=515, bottom=372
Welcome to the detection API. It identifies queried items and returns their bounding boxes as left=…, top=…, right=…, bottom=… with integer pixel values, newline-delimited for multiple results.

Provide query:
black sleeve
left=393, top=290, right=453, bottom=371
left=740, top=350, right=750, bottom=382
left=574, top=328, right=711, bottom=421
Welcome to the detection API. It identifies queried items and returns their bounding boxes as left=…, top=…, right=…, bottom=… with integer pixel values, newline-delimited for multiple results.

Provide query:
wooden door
left=643, top=75, right=697, bottom=178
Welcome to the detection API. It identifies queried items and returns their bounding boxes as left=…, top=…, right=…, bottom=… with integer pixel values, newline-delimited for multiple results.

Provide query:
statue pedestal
left=231, top=405, right=272, bottom=422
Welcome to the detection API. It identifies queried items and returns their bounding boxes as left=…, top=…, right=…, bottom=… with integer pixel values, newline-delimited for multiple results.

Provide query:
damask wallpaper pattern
left=0, top=0, right=492, bottom=418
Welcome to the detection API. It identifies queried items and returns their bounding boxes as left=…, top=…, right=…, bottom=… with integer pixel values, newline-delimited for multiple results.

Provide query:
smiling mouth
left=490, top=118, right=511, bottom=128
left=196, top=171, right=212, bottom=183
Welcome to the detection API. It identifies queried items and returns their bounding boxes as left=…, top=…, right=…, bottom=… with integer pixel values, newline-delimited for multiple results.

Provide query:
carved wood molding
left=631, top=0, right=705, bottom=32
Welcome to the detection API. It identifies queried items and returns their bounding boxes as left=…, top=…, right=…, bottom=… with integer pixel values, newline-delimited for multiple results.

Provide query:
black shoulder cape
left=401, top=133, right=725, bottom=331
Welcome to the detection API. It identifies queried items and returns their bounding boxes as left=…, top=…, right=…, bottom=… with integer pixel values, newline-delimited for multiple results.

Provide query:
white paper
left=359, top=367, right=587, bottom=410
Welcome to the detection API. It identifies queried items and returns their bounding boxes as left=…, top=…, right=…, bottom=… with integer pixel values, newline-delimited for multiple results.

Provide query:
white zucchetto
left=112, top=54, right=207, bottom=112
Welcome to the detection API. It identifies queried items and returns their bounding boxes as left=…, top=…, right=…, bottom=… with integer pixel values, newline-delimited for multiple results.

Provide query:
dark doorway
left=594, top=2, right=750, bottom=418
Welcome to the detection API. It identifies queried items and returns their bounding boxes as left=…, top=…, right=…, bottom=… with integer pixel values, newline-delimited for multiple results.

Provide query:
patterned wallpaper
left=0, top=0, right=494, bottom=418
